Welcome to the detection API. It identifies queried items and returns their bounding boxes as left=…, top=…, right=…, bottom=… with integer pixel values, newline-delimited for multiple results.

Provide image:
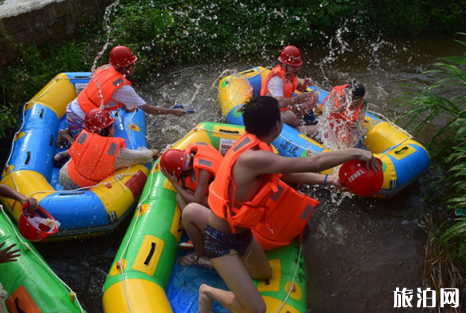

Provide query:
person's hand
left=303, top=77, right=313, bottom=88
left=21, top=197, right=39, bottom=211
left=124, top=106, right=139, bottom=113
left=171, top=108, right=188, bottom=117
left=328, top=176, right=349, bottom=192
left=0, top=242, right=20, bottom=264
left=356, top=149, right=380, bottom=172
left=151, top=149, right=160, bottom=161
left=161, top=167, right=179, bottom=185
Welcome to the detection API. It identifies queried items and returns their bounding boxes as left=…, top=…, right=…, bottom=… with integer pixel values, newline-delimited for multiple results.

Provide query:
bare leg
left=281, top=110, right=300, bottom=128
left=179, top=203, right=212, bottom=269
left=297, top=124, right=320, bottom=138
left=203, top=252, right=267, bottom=313
left=240, top=238, right=271, bottom=280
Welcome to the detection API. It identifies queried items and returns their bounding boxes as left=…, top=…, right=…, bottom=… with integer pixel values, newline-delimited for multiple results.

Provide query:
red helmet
left=338, top=158, right=384, bottom=197
left=160, top=149, right=189, bottom=178
left=85, top=109, right=115, bottom=133
left=278, top=45, right=303, bottom=66
left=109, top=45, right=138, bottom=68
left=18, top=203, right=59, bottom=242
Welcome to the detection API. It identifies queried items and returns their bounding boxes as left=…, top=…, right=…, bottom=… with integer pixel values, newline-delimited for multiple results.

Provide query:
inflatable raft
left=218, top=66, right=430, bottom=198
left=0, top=206, right=84, bottom=312
left=103, top=122, right=307, bottom=313
left=0, top=73, right=150, bottom=240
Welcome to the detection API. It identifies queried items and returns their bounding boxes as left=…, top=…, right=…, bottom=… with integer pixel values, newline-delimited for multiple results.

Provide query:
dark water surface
left=35, top=36, right=463, bottom=313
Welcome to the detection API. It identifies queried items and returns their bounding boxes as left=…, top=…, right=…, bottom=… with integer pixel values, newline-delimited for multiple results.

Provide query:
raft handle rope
left=0, top=205, right=85, bottom=312
left=276, top=243, right=304, bottom=313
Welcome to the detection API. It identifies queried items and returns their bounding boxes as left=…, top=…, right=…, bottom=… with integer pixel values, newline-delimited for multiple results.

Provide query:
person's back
left=59, top=109, right=157, bottom=190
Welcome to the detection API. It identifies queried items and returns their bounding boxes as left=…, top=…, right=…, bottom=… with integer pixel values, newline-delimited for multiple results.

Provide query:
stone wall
left=0, top=0, right=113, bottom=69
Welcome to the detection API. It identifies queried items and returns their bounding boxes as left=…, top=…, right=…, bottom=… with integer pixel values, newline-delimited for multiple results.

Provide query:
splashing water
left=89, top=0, right=121, bottom=109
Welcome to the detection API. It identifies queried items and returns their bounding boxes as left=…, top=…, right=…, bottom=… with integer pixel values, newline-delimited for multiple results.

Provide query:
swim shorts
left=204, top=223, right=253, bottom=259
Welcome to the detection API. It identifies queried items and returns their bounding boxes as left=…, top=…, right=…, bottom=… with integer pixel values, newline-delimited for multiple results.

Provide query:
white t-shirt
left=70, top=85, right=146, bottom=119
left=266, top=75, right=302, bottom=98
left=266, top=76, right=285, bottom=97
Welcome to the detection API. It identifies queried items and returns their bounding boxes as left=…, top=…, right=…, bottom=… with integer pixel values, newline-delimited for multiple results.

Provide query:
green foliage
left=396, top=33, right=466, bottom=254
left=370, top=0, right=466, bottom=37
left=106, top=0, right=370, bottom=76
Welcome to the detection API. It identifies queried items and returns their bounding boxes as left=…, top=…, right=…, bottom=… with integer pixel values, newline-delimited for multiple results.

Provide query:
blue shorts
left=204, top=223, right=253, bottom=259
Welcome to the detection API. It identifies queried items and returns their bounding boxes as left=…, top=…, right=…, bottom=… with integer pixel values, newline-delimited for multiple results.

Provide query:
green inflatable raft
left=102, top=121, right=307, bottom=313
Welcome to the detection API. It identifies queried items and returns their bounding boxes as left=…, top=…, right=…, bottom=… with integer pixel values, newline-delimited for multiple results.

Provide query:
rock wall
left=0, top=0, right=113, bottom=69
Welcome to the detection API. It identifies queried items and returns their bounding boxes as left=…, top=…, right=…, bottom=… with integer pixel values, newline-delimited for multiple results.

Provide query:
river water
left=35, top=35, right=463, bottom=313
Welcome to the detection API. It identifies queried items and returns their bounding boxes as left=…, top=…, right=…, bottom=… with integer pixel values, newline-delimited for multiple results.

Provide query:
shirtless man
left=185, top=96, right=379, bottom=312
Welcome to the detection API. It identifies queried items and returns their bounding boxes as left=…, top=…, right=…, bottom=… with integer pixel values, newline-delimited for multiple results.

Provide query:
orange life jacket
left=77, top=65, right=132, bottom=114
left=253, top=180, right=319, bottom=250
left=68, top=130, right=126, bottom=188
left=260, top=65, right=298, bottom=98
left=183, top=142, right=223, bottom=192
left=208, top=133, right=282, bottom=233
left=322, top=84, right=363, bottom=123
left=322, top=84, right=364, bottom=144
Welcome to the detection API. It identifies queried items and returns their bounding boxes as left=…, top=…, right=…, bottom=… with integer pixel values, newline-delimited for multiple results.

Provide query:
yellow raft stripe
left=132, top=235, right=165, bottom=277
left=263, top=295, right=301, bottom=313
left=103, top=280, right=173, bottom=313
left=26, top=73, right=79, bottom=119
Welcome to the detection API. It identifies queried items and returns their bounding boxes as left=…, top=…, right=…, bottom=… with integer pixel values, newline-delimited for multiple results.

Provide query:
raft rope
left=276, top=243, right=304, bottom=313
left=0, top=205, right=85, bottom=312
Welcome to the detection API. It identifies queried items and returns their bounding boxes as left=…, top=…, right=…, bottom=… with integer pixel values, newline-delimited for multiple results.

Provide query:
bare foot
left=199, top=284, right=214, bottom=313
left=178, top=252, right=214, bottom=270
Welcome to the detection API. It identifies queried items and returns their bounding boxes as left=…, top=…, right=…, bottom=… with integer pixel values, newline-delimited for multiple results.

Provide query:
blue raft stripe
left=10, top=104, right=58, bottom=180
left=385, top=143, right=430, bottom=186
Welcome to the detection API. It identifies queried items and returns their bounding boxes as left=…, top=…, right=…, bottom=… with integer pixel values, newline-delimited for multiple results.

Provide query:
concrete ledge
left=0, top=0, right=112, bottom=68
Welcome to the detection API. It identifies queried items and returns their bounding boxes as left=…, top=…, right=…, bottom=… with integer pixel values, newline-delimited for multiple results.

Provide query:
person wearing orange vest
left=56, top=45, right=188, bottom=147
left=160, top=142, right=223, bottom=210
left=58, top=109, right=159, bottom=190
left=260, top=45, right=319, bottom=133
left=160, top=143, right=223, bottom=269
left=179, top=96, right=379, bottom=313
left=308, top=80, right=366, bottom=146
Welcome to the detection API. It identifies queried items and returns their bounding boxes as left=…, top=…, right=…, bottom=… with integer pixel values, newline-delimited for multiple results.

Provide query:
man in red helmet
left=260, top=45, right=318, bottom=133
left=57, top=109, right=159, bottom=189
left=56, top=45, right=188, bottom=147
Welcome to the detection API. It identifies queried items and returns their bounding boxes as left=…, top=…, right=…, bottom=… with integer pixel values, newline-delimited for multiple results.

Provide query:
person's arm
left=238, top=148, right=379, bottom=179
left=0, top=184, right=39, bottom=211
left=160, top=167, right=204, bottom=205
left=0, top=242, right=20, bottom=264
left=192, top=170, right=212, bottom=204
left=114, top=148, right=157, bottom=169
left=276, top=92, right=317, bottom=111
left=140, top=104, right=187, bottom=116
left=281, top=172, right=348, bottom=191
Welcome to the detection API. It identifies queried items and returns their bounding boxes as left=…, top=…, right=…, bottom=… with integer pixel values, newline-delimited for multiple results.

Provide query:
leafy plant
left=396, top=33, right=466, bottom=246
